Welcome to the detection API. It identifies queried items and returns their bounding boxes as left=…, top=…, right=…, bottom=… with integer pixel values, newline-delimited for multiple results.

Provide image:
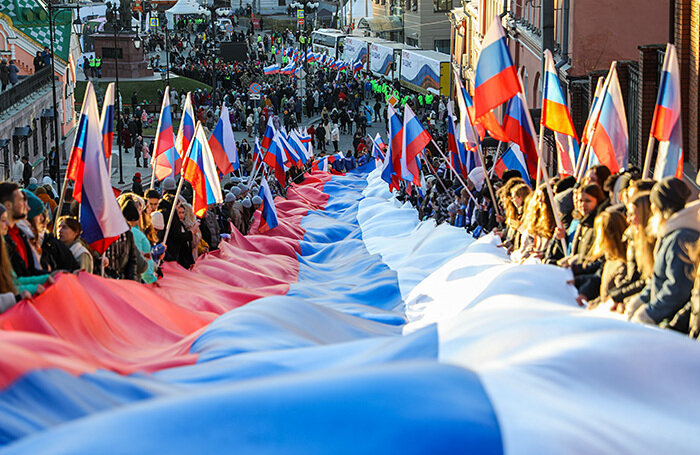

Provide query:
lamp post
left=108, top=2, right=142, bottom=185
left=47, top=0, right=83, bottom=183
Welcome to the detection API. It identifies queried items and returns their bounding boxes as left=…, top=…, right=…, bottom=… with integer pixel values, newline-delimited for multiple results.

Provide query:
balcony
left=0, top=66, right=54, bottom=120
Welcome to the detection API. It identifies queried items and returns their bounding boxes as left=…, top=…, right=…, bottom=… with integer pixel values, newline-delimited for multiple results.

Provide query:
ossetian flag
left=589, top=62, right=628, bottom=174
left=152, top=87, right=178, bottom=181
left=542, top=49, right=579, bottom=177
left=182, top=123, right=224, bottom=218
left=474, top=17, right=520, bottom=120
left=69, top=82, right=128, bottom=253
left=651, top=43, right=683, bottom=180
left=208, top=103, right=239, bottom=175
left=258, top=177, right=279, bottom=233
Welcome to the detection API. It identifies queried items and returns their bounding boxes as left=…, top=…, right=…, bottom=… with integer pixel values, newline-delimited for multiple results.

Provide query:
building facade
left=0, top=0, right=79, bottom=181
left=451, top=0, right=675, bottom=175
left=403, top=0, right=453, bottom=53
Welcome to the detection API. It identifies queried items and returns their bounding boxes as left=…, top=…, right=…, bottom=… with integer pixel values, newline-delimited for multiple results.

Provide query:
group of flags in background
left=64, top=82, right=282, bottom=251
left=264, top=46, right=363, bottom=78
left=448, top=18, right=683, bottom=185
left=64, top=18, right=684, bottom=252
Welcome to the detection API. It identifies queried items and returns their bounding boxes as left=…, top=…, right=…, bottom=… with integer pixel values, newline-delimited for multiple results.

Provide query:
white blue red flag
left=353, top=60, right=363, bottom=73
left=264, top=64, right=279, bottom=75
left=182, top=123, right=223, bottom=218
left=381, top=105, right=402, bottom=191
left=174, top=92, right=196, bottom=175
left=280, top=62, right=296, bottom=75
left=152, top=86, right=179, bottom=181
left=99, top=82, right=115, bottom=162
left=493, top=143, right=531, bottom=186
left=401, top=105, right=431, bottom=186
left=69, top=82, right=128, bottom=253
left=257, top=178, right=278, bottom=233
left=372, top=133, right=385, bottom=161
left=208, top=103, right=239, bottom=174
left=474, top=17, right=521, bottom=120
left=503, top=92, right=538, bottom=179
left=589, top=62, right=628, bottom=174
left=651, top=44, right=683, bottom=179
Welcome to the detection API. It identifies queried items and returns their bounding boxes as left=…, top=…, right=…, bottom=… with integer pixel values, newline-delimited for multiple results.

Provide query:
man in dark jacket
left=0, top=182, right=46, bottom=277
left=21, top=156, right=32, bottom=187
left=628, top=177, right=699, bottom=325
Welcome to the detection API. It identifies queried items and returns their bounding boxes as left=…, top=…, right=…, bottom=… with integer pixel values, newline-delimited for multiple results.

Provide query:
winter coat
left=638, top=201, right=700, bottom=323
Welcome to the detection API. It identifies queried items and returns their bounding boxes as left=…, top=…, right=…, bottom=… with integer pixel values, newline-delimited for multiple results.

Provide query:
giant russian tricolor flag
left=182, top=123, right=224, bottom=218
left=542, top=49, right=579, bottom=177
left=174, top=92, right=196, bottom=175
left=589, top=62, right=628, bottom=174
left=208, top=103, right=239, bottom=175
left=152, top=87, right=179, bottom=182
left=70, top=82, right=129, bottom=253
left=651, top=43, right=684, bottom=180
left=99, top=82, right=115, bottom=162
left=474, top=17, right=521, bottom=120
left=503, top=92, right=538, bottom=179
left=257, top=178, right=279, bottom=233
left=401, top=105, right=431, bottom=185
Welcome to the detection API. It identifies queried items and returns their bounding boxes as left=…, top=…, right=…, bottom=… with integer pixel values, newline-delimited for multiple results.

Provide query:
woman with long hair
left=596, top=192, right=656, bottom=312
left=586, top=210, right=629, bottom=305
left=0, top=204, right=19, bottom=312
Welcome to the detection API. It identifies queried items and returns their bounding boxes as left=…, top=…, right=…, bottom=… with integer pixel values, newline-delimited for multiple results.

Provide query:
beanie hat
left=242, top=198, right=252, bottom=208
left=27, top=183, right=38, bottom=192
left=133, top=172, right=142, bottom=181
left=224, top=192, right=236, bottom=203
left=162, top=177, right=177, bottom=191
left=252, top=195, right=262, bottom=205
left=22, top=189, right=44, bottom=219
left=151, top=211, right=165, bottom=230
left=231, top=186, right=242, bottom=197
left=650, top=177, right=690, bottom=215
left=121, top=200, right=140, bottom=222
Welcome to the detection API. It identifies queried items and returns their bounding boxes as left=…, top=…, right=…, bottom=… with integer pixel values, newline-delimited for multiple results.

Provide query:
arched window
left=521, top=66, right=529, bottom=103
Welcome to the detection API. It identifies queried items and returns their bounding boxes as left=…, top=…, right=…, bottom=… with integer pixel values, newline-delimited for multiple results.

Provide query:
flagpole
left=642, top=135, right=656, bottom=178
left=575, top=67, right=613, bottom=181
left=53, top=172, right=71, bottom=234
left=161, top=124, right=197, bottom=246
left=488, top=141, right=504, bottom=178
left=467, top=121, right=501, bottom=217
left=573, top=142, right=590, bottom=181
left=429, top=138, right=478, bottom=205
left=421, top=151, right=449, bottom=195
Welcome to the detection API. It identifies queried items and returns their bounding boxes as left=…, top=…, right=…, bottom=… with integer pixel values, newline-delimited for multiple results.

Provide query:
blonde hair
left=630, top=192, right=654, bottom=279
left=590, top=210, right=628, bottom=262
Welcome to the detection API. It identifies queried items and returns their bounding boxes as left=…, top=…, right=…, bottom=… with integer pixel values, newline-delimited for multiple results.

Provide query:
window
left=433, top=0, right=451, bottom=12
left=434, top=39, right=450, bottom=54
left=278, top=0, right=285, bottom=6
left=406, top=37, right=419, bottom=47
left=412, top=0, right=417, bottom=11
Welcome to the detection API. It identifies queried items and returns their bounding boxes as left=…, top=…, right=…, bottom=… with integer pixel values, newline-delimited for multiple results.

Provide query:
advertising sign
left=342, top=36, right=368, bottom=65
left=369, top=43, right=393, bottom=77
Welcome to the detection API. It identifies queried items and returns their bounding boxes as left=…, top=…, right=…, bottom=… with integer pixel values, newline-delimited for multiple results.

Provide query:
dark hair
left=0, top=182, right=20, bottom=205
left=555, top=176, right=576, bottom=194
left=581, top=183, right=606, bottom=204
left=144, top=189, right=160, bottom=200
left=589, top=164, right=611, bottom=188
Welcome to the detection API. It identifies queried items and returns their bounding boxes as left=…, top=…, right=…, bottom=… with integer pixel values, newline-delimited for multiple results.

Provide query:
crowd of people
left=2, top=17, right=697, bottom=343
left=398, top=155, right=700, bottom=340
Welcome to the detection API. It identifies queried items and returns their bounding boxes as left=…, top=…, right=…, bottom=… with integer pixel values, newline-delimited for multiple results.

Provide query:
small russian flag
left=258, top=178, right=279, bottom=233
left=264, top=64, right=280, bottom=75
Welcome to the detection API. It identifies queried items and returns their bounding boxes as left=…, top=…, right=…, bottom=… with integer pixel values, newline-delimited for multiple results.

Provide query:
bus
left=311, top=29, right=346, bottom=60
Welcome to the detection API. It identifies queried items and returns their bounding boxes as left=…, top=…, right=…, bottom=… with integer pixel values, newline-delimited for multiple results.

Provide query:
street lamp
left=47, top=1, right=83, bottom=183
